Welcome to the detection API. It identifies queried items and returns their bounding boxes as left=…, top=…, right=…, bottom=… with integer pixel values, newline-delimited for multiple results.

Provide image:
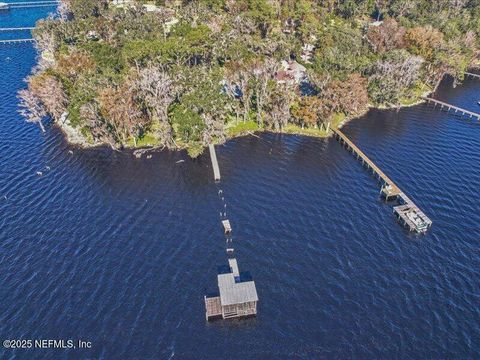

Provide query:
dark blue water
left=1, top=4, right=480, bottom=359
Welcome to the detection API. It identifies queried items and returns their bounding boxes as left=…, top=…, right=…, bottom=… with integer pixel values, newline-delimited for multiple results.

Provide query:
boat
left=0, top=3, right=9, bottom=10
left=406, top=210, right=429, bottom=233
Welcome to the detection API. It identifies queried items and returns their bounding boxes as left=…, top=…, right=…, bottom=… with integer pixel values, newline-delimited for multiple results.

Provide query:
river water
left=1, top=4, right=480, bottom=359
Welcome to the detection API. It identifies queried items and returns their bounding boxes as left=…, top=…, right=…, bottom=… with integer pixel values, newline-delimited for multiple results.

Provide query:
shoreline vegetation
left=18, top=0, right=480, bottom=157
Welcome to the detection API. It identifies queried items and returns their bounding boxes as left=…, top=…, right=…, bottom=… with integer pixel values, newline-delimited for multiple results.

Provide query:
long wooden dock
left=0, top=38, right=34, bottom=44
left=2, top=1, right=59, bottom=8
left=422, top=97, right=480, bottom=120
left=332, top=128, right=401, bottom=199
left=208, top=144, right=221, bottom=182
left=464, top=72, right=480, bottom=79
left=332, top=128, right=432, bottom=233
left=0, top=27, right=35, bottom=31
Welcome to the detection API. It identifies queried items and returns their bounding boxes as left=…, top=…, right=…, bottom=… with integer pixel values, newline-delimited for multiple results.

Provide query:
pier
left=0, top=27, right=35, bottom=31
left=0, top=26, right=35, bottom=45
left=332, top=128, right=401, bottom=200
left=422, top=97, right=480, bottom=120
left=208, top=144, right=221, bottom=181
left=205, top=143, right=259, bottom=320
left=0, top=38, right=35, bottom=44
left=0, top=1, right=59, bottom=9
left=333, top=128, right=432, bottom=233
left=464, top=71, right=480, bottom=80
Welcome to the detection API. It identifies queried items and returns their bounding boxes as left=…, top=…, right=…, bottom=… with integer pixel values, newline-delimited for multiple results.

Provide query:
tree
left=366, top=18, right=405, bottom=54
left=29, top=74, right=68, bottom=121
left=80, top=102, right=117, bottom=149
left=264, top=83, right=295, bottom=130
left=404, top=26, right=445, bottom=61
left=291, top=96, right=323, bottom=128
left=368, top=50, right=423, bottom=105
left=322, top=73, right=369, bottom=115
left=99, top=78, right=149, bottom=146
left=389, top=0, right=416, bottom=17
left=375, top=0, right=387, bottom=21
left=132, top=65, right=176, bottom=146
left=57, top=50, right=95, bottom=81
left=251, top=59, right=278, bottom=125
left=18, top=90, right=47, bottom=132
left=169, top=103, right=205, bottom=143
left=67, top=0, right=108, bottom=19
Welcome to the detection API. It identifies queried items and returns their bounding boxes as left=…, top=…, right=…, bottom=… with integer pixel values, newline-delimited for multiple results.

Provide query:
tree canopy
left=20, top=0, right=480, bottom=156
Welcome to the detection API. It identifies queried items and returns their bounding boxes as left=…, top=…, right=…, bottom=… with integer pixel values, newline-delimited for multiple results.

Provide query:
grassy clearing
left=226, top=120, right=260, bottom=137
left=399, top=81, right=433, bottom=106
left=227, top=121, right=260, bottom=137
left=126, top=132, right=160, bottom=147
left=331, top=113, right=346, bottom=129
left=282, top=124, right=329, bottom=137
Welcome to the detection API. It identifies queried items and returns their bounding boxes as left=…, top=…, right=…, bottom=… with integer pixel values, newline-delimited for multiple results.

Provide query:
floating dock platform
left=222, top=219, right=232, bottom=234
left=333, top=128, right=432, bottom=233
left=208, top=144, right=221, bottom=182
left=393, top=193, right=432, bottom=233
left=205, top=258, right=258, bottom=321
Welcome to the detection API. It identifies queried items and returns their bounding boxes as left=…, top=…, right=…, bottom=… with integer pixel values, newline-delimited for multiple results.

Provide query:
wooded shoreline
left=19, top=0, right=480, bottom=157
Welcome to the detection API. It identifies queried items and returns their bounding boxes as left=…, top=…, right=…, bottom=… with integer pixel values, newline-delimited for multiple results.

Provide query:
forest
left=19, top=0, right=480, bottom=156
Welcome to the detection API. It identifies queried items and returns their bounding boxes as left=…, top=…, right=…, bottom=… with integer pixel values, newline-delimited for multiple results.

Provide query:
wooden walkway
left=208, top=144, right=221, bottom=181
left=5, top=1, right=59, bottom=8
left=464, top=72, right=480, bottom=79
left=0, top=38, right=34, bottom=44
left=332, top=128, right=432, bottom=232
left=0, top=27, right=35, bottom=31
left=422, top=97, right=480, bottom=120
left=332, top=128, right=401, bottom=198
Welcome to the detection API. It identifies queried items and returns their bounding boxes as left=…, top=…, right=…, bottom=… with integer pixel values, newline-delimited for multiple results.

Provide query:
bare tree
left=80, top=102, right=117, bottom=149
left=18, top=89, right=47, bottom=132
left=447, top=0, right=468, bottom=17
left=134, top=65, right=175, bottom=123
left=266, top=84, right=295, bottom=131
left=369, top=50, right=423, bottom=105
left=58, top=0, right=72, bottom=21
left=252, top=59, right=278, bottom=125
left=29, top=74, right=68, bottom=121
left=131, top=65, right=176, bottom=146
left=390, top=0, right=416, bottom=17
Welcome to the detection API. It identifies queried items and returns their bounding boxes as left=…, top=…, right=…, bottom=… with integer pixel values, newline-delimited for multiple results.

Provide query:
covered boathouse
left=205, top=258, right=258, bottom=321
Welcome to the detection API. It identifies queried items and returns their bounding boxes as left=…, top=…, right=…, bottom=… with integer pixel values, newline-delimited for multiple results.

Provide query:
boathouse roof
left=217, top=259, right=258, bottom=306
